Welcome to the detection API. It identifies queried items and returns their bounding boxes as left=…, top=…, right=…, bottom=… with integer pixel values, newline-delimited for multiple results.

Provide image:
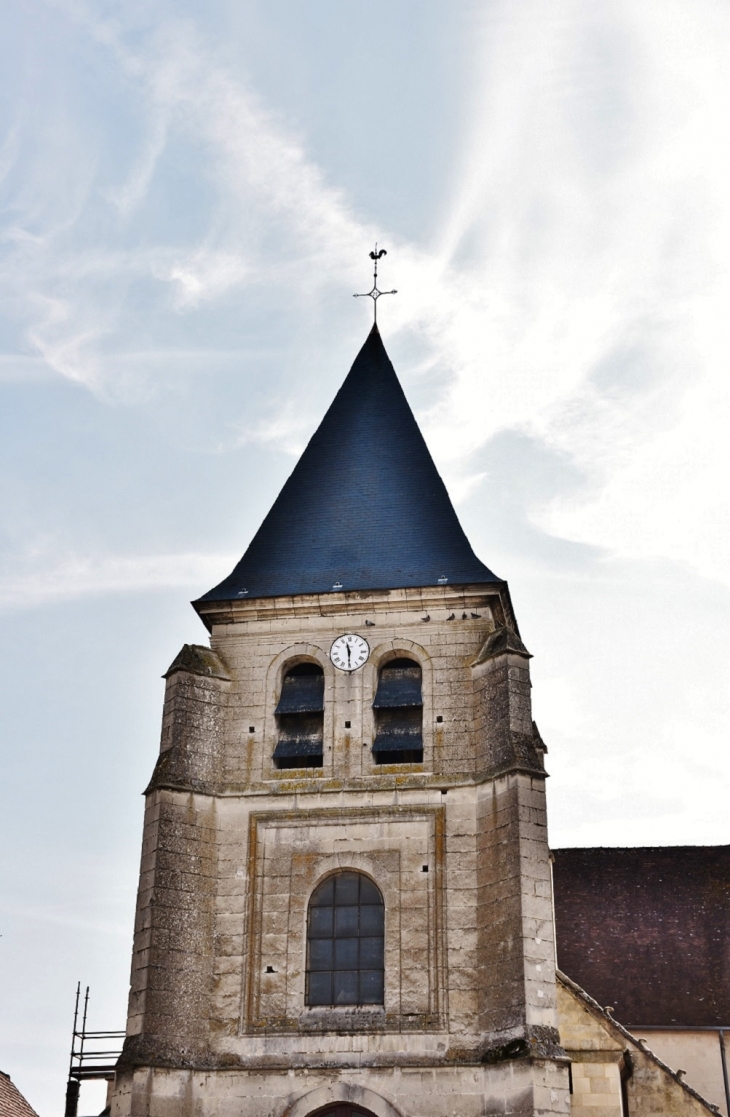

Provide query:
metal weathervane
left=353, top=245, right=397, bottom=324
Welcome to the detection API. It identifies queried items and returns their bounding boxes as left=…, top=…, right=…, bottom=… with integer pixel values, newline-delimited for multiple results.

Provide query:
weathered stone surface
left=632, top=1030, right=730, bottom=1116
left=114, top=584, right=571, bottom=1117
left=473, top=626, right=531, bottom=665
left=164, top=644, right=231, bottom=681
left=147, top=661, right=231, bottom=794
left=112, top=1061, right=570, bottom=1117
left=557, top=973, right=719, bottom=1117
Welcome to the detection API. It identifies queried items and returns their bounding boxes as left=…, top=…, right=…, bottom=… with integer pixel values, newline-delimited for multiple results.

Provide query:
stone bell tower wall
left=115, top=585, right=567, bottom=1117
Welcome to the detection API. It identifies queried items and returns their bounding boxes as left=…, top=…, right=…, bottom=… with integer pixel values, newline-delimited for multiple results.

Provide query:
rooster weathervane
left=353, top=245, right=397, bottom=324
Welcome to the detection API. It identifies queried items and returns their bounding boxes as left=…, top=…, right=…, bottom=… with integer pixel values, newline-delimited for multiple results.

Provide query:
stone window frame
left=264, top=644, right=334, bottom=780
left=239, top=806, right=447, bottom=1034
left=297, top=855, right=396, bottom=1028
left=362, top=640, right=433, bottom=774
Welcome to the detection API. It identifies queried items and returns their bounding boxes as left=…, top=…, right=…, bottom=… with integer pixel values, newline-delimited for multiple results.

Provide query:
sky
left=1, top=0, right=730, bottom=1112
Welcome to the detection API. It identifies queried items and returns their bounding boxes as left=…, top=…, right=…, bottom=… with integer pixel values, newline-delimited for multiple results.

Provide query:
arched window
left=372, top=657, right=423, bottom=765
left=273, top=662, right=324, bottom=769
left=306, top=871, right=384, bottom=1006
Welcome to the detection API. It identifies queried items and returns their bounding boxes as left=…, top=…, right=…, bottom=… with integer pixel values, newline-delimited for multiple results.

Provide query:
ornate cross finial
left=353, top=244, right=397, bottom=324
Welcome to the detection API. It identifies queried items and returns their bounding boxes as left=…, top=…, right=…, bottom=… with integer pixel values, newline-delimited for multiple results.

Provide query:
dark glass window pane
left=309, top=906, right=333, bottom=937
left=307, top=971, right=332, bottom=1006
left=360, top=905, right=384, bottom=936
left=310, top=877, right=334, bottom=906
left=334, top=970, right=359, bottom=1004
left=359, top=937, right=384, bottom=968
left=335, top=873, right=360, bottom=905
left=334, top=938, right=358, bottom=969
left=309, top=938, right=333, bottom=971
left=334, top=905, right=359, bottom=937
left=360, top=970, right=384, bottom=1004
left=306, top=870, right=384, bottom=1007
left=359, top=878, right=381, bottom=905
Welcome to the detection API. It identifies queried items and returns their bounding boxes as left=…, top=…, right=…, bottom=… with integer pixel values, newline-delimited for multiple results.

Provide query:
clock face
left=330, top=633, right=370, bottom=672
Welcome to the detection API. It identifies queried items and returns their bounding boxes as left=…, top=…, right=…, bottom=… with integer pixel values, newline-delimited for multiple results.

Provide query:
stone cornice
left=194, top=582, right=512, bottom=631
left=145, top=765, right=547, bottom=798
left=117, top=1024, right=566, bottom=1073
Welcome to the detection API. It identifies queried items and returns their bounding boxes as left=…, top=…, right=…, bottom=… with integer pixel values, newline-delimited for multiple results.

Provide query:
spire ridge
left=196, top=328, right=498, bottom=605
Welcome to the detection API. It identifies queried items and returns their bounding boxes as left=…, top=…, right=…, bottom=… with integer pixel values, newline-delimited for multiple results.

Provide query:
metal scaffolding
left=65, top=983, right=125, bottom=1117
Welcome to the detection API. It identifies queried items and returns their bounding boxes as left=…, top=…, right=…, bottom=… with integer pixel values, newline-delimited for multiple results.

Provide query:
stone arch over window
left=372, top=657, right=423, bottom=764
left=273, top=660, right=324, bottom=769
left=306, top=871, right=384, bottom=1006
left=284, top=1085, right=404, bottom=1117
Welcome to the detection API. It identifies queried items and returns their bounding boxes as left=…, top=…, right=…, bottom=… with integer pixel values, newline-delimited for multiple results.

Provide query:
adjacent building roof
left=552, top=845, right=730, bottom=1027
left=0, top=1073, right=39, bottom=1117
left=196, top=325, right=499, bottom=605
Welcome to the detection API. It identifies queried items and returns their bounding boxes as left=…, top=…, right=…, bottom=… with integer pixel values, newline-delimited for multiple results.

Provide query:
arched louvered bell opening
left=372, top=658, right=423, bottom=765
left=273, top=662, right=324, bottom=769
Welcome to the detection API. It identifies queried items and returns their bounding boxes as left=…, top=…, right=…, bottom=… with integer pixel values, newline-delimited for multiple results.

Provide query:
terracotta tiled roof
left=553, top=845, right=730, bottom=1026
left=0, top=1072, right=39, bottom=1117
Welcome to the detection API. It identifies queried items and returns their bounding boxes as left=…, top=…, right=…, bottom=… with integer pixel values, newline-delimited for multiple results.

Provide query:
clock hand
left=346, top=644, right=351, bottom=667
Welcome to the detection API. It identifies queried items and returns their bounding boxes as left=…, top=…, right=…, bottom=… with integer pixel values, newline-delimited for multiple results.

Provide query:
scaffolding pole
left=65, top=983, right=125, bottom=1117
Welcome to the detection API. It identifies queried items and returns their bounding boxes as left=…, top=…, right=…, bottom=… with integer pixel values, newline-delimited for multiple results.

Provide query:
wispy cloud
left=104, top=107, right=170, bottom=217
left=2, top=0, right=729, bottom=589
left=421, top=0, right=730, bottom=584
left=0, top=550, right=236, bottom=610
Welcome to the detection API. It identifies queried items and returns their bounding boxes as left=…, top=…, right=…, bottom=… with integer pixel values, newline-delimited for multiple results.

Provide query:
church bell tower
left=113, top=325, right=570, bottom=1117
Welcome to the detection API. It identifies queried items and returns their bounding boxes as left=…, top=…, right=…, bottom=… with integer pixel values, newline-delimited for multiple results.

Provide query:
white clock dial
left=330, top=633, right=370, bottom=672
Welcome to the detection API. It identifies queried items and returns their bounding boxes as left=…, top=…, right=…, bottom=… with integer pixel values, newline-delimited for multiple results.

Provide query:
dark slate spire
left=196, top=325, right=499, bottom=604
